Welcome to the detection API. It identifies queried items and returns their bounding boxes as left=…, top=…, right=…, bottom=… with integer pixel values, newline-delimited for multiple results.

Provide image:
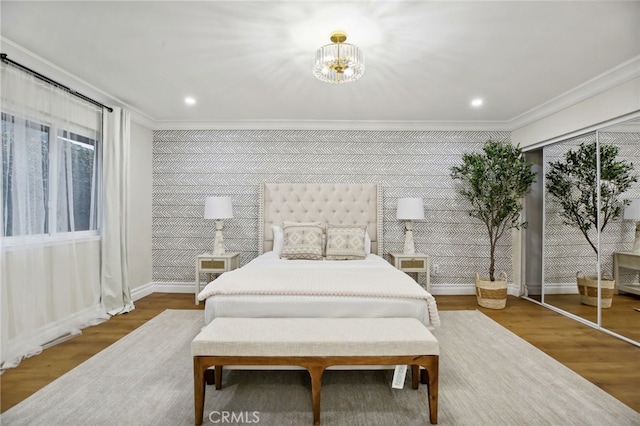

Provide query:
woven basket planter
left=576, top=272, right=615, bottom=308
left=475, top=272, right=508, bottom=309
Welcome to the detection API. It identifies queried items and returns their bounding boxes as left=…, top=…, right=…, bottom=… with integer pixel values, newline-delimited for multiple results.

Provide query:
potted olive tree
left=451, top=139, right=536, bottom=309
left=545, top=141, right=636, bottom=307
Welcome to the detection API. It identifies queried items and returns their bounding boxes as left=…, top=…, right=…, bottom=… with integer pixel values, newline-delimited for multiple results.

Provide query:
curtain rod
left=1, top=53, right=114, bottom=113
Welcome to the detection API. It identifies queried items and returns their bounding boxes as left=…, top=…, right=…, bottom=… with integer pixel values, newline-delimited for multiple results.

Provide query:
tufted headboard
left=258, top=183, right=383, bottom=256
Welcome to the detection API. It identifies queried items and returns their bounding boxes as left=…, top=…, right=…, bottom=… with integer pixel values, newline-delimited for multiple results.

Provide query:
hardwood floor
left=1, top=293, right=638, bottom=414
left=539, top=292, right=640, bottom=342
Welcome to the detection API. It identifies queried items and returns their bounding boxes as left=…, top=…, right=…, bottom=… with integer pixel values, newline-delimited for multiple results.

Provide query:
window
left=1, top=112, right=101, bottom=239
left=56, top=131, right=99, bottom=233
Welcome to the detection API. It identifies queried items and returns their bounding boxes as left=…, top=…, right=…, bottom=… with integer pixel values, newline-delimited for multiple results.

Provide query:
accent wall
left=152, top=129, right=513, bottom=295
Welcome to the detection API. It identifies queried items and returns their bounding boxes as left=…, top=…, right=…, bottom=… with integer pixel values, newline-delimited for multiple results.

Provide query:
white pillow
left=272, top=224, right=284, bottom=255
left=364, top=231, right=371, bottom=254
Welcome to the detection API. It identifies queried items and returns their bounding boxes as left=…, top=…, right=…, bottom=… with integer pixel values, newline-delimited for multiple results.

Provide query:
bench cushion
left=192, top=317, right=439, bottom=357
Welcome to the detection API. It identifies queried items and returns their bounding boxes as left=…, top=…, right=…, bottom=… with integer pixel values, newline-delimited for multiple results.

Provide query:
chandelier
left=313, top=31, right=365, bottom=84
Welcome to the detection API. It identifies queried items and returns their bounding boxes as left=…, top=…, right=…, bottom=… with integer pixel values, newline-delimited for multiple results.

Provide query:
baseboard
left=507, top=285, right=521, bottom=297
left=538, top=283, right=579, bottom=295
left=429, top=283, right=521, bottom=297
left=131, top=282, right=194, bottom=301
left=140, top=282, right=523, bottom=298
left=130, top=282, right=155, bottom=301
left=149, top=281, right=194, bottom=293
left=429, top=287, right=476, bottom=296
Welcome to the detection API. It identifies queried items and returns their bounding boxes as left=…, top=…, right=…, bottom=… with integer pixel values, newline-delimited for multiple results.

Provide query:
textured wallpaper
left=152, top=129, right=513, bottom=293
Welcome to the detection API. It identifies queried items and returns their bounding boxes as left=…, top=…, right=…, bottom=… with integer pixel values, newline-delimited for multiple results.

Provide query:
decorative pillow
left=280, top=221, right=324, bottom=260
left=271, top=224, right=284, bottom=255
left=325, top=224, right=367, bottom=260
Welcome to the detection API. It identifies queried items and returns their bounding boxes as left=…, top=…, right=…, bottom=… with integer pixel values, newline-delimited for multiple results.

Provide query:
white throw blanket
left=198, top=265, right=440, bottom=327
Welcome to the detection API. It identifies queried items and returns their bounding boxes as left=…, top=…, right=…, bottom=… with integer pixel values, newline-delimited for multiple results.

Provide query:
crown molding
left=3, top=37, right=637, bottom=133
left=152, top=119, right=512, bottom=132
left=521, top=110, right=640, bottom=152
left=605, top=122, right=640, bottom=132
left=128, top=110, right=156, bottom=130
left=509, top=55, right=640, bottom=131
left=0, top=36, right=156, bottom=129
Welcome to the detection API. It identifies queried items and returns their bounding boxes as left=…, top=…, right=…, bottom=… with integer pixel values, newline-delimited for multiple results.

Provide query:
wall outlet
left=432, top=263, right=439, bottom=274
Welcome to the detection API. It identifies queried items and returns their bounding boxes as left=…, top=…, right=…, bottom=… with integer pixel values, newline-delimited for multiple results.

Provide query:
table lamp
left=623, top=199, right=640, bottom=253
left=396, top=197, right=424, bottom=254
left=204, top=196, right=233, bottom=255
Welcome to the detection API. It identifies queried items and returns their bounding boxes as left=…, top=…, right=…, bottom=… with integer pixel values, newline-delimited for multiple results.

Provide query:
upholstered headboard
left=258, top=183, right=383, bottom=256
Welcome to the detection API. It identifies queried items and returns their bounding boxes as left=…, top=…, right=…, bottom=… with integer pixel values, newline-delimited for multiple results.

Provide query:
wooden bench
left=192, top=317, right=439, bottom=425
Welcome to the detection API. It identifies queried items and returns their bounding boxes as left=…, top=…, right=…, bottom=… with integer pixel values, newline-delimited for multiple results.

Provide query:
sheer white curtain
left=1, top=63, right=108, bottom=369
left=101, top=107, right=134, bottom=315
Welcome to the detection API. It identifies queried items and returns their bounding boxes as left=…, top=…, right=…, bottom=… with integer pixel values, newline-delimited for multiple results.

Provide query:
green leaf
left=545, top=141, right=638, bottom=255
left=451, top=139, right=536, bottom=281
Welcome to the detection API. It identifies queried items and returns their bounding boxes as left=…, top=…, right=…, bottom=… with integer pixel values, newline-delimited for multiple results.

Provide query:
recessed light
left=184, top=96, right=196, bottom=106
left=471, top=98, right=483, bottom=107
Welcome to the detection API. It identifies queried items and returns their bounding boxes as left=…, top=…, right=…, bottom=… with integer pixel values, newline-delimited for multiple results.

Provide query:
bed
left=198, top=183, right=440, bottom=328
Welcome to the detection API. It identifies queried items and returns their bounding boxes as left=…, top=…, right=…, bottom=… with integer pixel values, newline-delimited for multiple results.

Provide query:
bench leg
left=204, top=366, right=223, bottom=389
left=205, top=368, right=215, bottom=385
left=306, top=365, right=326, bottom=426
left=411, top=365, right=419, bottom=389
left=420, top=368, right=428, bottom=385
left=421, top=356, right=439, bottom=424
left=215, top=366, right=223, bottom=390
left=193, top=357, right=207, bottom=425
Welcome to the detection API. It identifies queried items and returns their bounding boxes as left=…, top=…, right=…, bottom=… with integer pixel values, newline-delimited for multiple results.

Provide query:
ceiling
left=1, top=1, right=639, bottom=130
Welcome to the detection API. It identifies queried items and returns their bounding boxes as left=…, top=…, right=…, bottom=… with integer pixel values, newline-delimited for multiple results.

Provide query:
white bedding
left=199, top=252, right=440, bottom=327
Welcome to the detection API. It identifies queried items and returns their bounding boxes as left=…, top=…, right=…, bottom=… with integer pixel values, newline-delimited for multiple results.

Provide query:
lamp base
left=403, top=220, right=415, bottom=254
left=212, top=220, right=226, bottom=255
left=633, top=222, right=640, bottom=254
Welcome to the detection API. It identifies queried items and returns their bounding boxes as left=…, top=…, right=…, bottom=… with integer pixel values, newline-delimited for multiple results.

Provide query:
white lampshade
left=204, top=196, right=233, bottom=220
left=624, top=199, right=640, bottom=220
left=396, top=198, right=425, bottom=220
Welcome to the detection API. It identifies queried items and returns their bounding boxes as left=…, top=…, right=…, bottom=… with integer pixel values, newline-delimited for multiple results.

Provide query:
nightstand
left=613, top=251, right=640, bottom=295
left=388, top=252, right=431, bottom=291
left=195, top=252, right=239, bottom=305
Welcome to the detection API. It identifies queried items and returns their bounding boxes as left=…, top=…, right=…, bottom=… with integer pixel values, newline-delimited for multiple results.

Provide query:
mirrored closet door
left=597, top=118, right=640, bottom=344
left=523, top=115, right=640, bottom=347
left=542, top=132, right=600, bottom=326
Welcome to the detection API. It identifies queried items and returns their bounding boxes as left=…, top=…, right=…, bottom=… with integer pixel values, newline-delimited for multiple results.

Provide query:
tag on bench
left=391, top=365, right=407, bottom=389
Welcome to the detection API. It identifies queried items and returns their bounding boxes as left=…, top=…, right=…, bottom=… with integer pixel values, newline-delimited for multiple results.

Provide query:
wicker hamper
left=576, top=272, right=615, bottom=308
left=475, top=272, right=508, bottom=309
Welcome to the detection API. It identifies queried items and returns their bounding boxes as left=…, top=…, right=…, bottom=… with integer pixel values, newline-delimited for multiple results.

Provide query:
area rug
left=2, top=310, right=638, bottom=425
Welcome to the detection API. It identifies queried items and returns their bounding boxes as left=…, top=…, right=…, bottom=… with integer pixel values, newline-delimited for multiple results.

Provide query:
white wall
left=127, top=121, right=153, bottom=290
left=513, top=77, right=640, bottom=148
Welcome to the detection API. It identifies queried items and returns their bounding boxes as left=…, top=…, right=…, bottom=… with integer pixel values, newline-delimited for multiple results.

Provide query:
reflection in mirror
left=598, top=118, right=640, bottom=344
left=542, top=132, right=599, bottom=325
